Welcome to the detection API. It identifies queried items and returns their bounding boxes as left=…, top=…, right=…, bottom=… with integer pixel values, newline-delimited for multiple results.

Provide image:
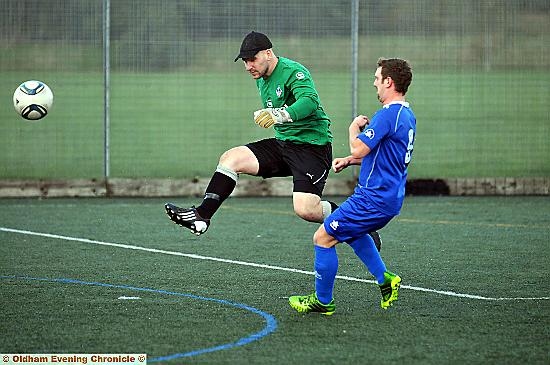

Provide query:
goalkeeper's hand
left=253, top=108, right=293, bottom=128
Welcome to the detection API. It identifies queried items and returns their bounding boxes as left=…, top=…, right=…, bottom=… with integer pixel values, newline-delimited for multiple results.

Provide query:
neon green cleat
left=379, top=271, right=402, bottom=309
left=288, top=293, right=335, bottom=315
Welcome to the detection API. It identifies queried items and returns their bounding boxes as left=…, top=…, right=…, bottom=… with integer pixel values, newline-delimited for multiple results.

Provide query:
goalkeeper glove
left=254, top=108, right=293, bottom=128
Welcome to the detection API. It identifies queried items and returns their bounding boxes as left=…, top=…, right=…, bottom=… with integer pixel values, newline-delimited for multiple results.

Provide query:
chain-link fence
left=1, top=0, right=549, bottom=181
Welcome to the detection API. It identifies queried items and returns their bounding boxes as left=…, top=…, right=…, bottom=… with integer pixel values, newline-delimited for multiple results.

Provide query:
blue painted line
left=1, top=275, right=278, bottom=362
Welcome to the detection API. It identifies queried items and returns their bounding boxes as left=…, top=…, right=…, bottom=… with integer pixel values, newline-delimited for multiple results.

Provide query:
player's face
left=243, top=50, right=270, bottom=79
left=373, top=67, right=388, bottom=103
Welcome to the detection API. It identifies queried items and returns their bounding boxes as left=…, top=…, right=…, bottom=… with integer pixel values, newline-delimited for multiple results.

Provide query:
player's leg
left=328, top=197, right=401, bottom=309
left=287, top=140, right=382, bottom=248
left=348, top=234, right=386, bottom=283
left=195, top=145, right=258, bottom=219
left=293, top=192, right=382, bottom=249
left=292, top=192, right=338, bottom=223
left=288, top=224, right=339, bottom=315
left=286, top=141, right=339, bottom=223
left=312, top=225, right=340, bottom=304
left=378, top=271, right=401, bottom=309
left=165, top=145, right=259, bottom=235
left=347, top=235, right=401, bottom=309
left=369, top=231, right=382, bottom=251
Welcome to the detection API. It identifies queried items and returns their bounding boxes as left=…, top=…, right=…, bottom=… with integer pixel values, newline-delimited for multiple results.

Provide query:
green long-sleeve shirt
left=256, top=57, right=332, bottom=145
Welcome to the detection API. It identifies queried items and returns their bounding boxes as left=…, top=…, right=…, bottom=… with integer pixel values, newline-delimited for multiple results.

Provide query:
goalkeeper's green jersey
left=256, top=57, right=332, bottom=145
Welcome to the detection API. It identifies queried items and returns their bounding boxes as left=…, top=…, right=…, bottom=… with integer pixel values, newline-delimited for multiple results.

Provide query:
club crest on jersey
left=295, top=72, right=305, bottom=80
left=364, top=128, right=375, bottom=139
left=276, top=85, right=283, bottom=98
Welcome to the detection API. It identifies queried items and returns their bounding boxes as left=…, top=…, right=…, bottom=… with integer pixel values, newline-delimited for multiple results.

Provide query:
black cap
left=234, top=31, right=272, bottom=62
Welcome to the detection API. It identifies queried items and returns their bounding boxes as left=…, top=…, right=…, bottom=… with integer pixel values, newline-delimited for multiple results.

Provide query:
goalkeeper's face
left=243, top=50, right=273, bottom=80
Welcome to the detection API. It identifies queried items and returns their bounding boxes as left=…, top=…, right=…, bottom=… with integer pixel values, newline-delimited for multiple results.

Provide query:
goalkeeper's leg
left=293, top=192, right=339, bottom=223
left=165, top=146, right=260, bottom=235
left=165, top=165, right=237, bottom=235
left=195, top=144, right=265, bottom=219
left=164, top=203, right=210, bottom=236
left=195, top=165, right=238, bottom=219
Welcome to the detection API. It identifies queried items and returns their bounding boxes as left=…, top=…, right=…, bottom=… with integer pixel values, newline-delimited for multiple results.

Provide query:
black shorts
left=246, top=138, right=332, bottom=197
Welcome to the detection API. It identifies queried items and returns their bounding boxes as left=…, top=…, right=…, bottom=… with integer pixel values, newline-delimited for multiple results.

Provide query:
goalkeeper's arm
left=253, top=107, right=293, bottom=128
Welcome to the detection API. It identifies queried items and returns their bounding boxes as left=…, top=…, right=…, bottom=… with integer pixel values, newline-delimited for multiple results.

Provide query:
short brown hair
left=377, top=58, right=412, bottom=95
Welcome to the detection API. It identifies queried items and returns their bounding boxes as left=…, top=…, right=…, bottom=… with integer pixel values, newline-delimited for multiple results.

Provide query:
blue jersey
left=355, top=101, right=416, bottom=216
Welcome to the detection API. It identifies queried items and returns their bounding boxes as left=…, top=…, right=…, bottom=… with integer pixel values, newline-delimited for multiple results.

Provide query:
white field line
left=1, top=227, right=548, bottom=301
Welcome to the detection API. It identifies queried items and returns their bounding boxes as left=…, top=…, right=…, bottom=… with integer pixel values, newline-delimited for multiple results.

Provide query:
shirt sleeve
left=357, top=110, right=391, bottom=150
left=284, top=70, right=320, bottom=121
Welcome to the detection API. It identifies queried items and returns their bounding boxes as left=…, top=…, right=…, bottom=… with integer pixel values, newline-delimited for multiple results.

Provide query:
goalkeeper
left=165, top=31, right=380, bottom=249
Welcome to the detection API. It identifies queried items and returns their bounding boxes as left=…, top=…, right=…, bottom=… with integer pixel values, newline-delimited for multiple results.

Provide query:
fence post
left=351, top=0, right=359, bottom=120
left=351, top=0, right=359, bottom=179
left=103, top=0, right=111, bottom=180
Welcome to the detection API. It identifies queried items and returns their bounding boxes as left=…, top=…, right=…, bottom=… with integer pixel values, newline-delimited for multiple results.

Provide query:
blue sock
left=314, top=245, right=338, bottom=304
left=348, top=235, right=387, bottom=284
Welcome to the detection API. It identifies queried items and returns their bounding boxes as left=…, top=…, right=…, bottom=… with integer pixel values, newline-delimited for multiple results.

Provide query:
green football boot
left=288, top=292, right=335, bottom=315
left=379, top=271, right=402, bottom=309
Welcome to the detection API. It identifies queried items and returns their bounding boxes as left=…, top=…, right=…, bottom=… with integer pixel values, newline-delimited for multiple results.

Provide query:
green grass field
left=1, top=70, right=549, bottom=179
left=1, top=196, right=549, bottom=364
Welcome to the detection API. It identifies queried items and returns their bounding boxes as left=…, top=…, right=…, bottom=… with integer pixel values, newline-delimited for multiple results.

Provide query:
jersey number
left=404, top=129, right=415, bottom=166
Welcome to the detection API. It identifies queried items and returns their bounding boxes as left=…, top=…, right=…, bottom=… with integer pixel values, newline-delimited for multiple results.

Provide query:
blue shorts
left=323, top=193, right=395, bottom=243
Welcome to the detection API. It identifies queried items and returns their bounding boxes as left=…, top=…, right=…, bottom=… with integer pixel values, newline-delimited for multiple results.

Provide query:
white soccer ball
left=13, top=80, right=54, bottom=121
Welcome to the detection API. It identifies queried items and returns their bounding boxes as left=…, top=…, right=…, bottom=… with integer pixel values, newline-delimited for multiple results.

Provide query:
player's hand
left=332, top=157, right=350, bottom=173
left=254, top=108, right=293, bottom=128
left=352, top=115, right=370, bottom=131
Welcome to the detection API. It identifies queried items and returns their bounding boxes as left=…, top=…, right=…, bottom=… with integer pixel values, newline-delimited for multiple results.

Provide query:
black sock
left=196, top=171, right=237, bottom=219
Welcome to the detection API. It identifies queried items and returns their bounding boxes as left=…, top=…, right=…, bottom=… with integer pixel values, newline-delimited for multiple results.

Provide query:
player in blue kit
left=289, top=58, right=416, bottom=315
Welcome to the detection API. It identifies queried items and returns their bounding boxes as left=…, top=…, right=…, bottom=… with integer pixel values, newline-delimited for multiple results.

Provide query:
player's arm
left=254, top=108, right=292, bottom=128
left=276, top=68, right=320, bottom=122
left=332, top=156, right=363, bottom=173
left=349, top=115, right=372, bottom=159
left=332, top=114, right=373, bottom=173
left=254, top=68, right=319, bottom=128
left=253, top=83, right=318, bottom=127
left=284, top=84, right=319, bottom=121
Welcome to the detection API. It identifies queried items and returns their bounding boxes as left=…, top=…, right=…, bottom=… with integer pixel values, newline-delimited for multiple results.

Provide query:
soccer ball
left=13, top=80, right=54, bottom=121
